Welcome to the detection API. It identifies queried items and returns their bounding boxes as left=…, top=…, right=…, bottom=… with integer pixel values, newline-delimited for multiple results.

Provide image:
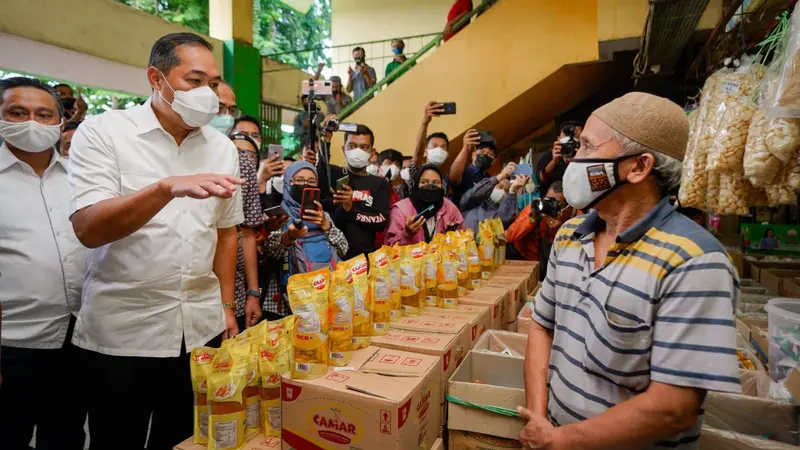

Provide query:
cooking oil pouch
left=369, top=249, right=392, bottom=335
left=491, top=218, right=507, bottom=265
left=208, top=346, right=249, bottom=450
left=288, top=267, right=330, bottom=380
left=424, top=243, right=440, bottom=307
left=479, top=221, right=496, bottom=279
left=190, top=347, right=218, bottom=445
left=466, top=238, right=482, bottom=289
left=438, top=243, right=459, bottom=309
left=347, top=254, right=372, bottom=349
left=258, top=341, right=287, bottom=438
left=387, top=244, right=403, bottom=321
left=244, top=342, right=261, bottom=433
left=328, top=261, right=354, bottom=366
left=453, top=235, right=470, bottom=296
left=400, top=244, right=425, bottom=315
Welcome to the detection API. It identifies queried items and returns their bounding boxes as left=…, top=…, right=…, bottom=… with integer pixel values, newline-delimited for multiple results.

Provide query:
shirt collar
left=574, top=196, right=675, bottom=243
left=133, top=97, right=208, bottom=143
left=0, top=142, right=66, bottom=173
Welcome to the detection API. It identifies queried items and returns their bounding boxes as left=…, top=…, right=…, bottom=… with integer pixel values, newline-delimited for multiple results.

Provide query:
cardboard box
left=430, top=437, right=444, bottom=450
left=736, top=316, right=769, bottom=362
left=759, top=269, right=800, bottom=298
left=174, top=433, right=281, bottom=450
left=751, top=262, right=800, bottom=284
left=705, top=390, right=799, bottom=445
left=473, top=330, right=527, bottom=358
left=484, top=277, right=526, bottom=331
left=785, top=365, right=800, bottom=401
left=391, top=316, right=472, bottom=355
left=460, top=288, right=508, bottom=331
left=448, top=429, right=523, bottom=450
left=494, top=263, right=539, bottom=295
left=699, top=425, right=798, bottom=450
left=516, top=302, right=532, bottom=336
left=419, top=307, right=489, bottom=347
left=448, top=352, right=526, bottom=440
left=729, top=250, right=745, bottom=278
left=281, top=346, right=441, bottom=450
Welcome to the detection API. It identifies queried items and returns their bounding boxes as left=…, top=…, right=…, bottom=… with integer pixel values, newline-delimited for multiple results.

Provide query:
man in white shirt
left=68, top=33, right=244, bottom=450
left=0, top=77, right=87, bottom=449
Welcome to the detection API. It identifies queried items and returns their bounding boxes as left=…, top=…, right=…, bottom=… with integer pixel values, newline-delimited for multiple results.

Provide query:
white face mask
left=269, top=175, right=284, bottom=195
left=562, top=156, right=634, bottom=210
left=209, top=114, right=234, bottom=134
left=0, top=119, right=62, bottom=153
left=400, top=167, right=411, bottom=181
left=346, top=148, right=372, bottom=169
left=366, top=164, right=379, bottom=176
left=158, top=73, right=219, bottom=128
left=525, top=181, right=537, bottom=194
left=381, top=164, right=400, bottom=181
left=490, top=188, right=506, bottom=204
left=427, top=146, right=448, bottom=166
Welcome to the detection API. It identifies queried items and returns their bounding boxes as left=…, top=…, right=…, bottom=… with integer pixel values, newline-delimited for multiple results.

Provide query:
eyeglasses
left=218, top=104, right=242, bottom=118
left=240, top=132, right=261, bottom=142
left=292, top=177, right=318, bottom=187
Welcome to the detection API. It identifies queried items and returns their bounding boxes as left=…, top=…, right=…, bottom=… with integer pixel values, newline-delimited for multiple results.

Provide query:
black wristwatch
left=247, top=288, right=262, bottom=297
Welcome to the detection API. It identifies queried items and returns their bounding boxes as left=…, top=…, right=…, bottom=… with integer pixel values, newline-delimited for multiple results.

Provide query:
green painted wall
left=223, top=40, right=262, bottom=118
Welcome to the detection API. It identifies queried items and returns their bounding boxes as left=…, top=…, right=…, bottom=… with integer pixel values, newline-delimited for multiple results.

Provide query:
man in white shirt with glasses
left=68, top=32, right=244, bottom=449
left=0, top=76, right=87, bottom=450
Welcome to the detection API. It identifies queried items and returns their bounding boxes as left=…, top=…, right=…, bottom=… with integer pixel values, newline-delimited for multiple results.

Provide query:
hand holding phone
left=300, top=187, right=321, bottom=220
left=413, top=204, right=435, bottom=221
left=438, top=102, right=456, bottom=115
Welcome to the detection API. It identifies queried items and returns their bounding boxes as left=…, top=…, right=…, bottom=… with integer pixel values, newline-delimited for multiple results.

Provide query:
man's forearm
left=541, top=159, right=558, bottom=182
left=214, top=227, right=239, bottom=305
left=524, top=321, right=553, bottom=416
left=71, top=181, right=172, bottom=249
left=550, top=383, right=704, bottom=450
left=449, top=146, right=470, bottom=185
left=241, top=227, right=259, bottom=291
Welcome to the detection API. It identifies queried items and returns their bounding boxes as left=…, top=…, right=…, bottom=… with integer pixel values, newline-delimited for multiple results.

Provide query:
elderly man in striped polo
left=519, top=92, right=740, bottom=450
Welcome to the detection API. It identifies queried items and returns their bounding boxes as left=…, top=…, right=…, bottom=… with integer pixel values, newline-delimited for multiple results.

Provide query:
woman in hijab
left=385, top=164, right=464, bottom=245
left=260, top=161, right=348, bottom=318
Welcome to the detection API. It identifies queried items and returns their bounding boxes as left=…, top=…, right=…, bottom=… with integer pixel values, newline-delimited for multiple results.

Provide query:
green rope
left=446, top=394, right=521, bottom=418
left=756, top=12, right=789, bottom=65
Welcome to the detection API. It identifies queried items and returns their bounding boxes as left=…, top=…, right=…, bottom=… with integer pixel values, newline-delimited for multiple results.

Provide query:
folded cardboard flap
left=517, top=302, right=533, bottom=336
left=700, top=425, right=798, bottom=450
left=473, top=330, right=527, bottom=358
left=460, top=289, right=508, bottom=331
left=760, top=269, right=800, bottom=297
left=785, top=365, right=800, bottom=401
left=430, top=437, right=444, bottom=450
left=174, top=433, right=281, bottom=450
left=704, top=390, right=799, bottom=445
left=735, top=316, right=770, bottom=362
left=448, top=429, right=523, bottom=450
left=448, top=351, right=526, bottom=440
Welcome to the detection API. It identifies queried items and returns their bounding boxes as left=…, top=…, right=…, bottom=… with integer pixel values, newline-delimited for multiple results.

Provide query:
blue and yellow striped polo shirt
left=533, top=197, right=741, bottom=449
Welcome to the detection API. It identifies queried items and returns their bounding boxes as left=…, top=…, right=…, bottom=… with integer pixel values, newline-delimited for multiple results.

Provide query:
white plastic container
left=765, top=298, right=800, bottom=382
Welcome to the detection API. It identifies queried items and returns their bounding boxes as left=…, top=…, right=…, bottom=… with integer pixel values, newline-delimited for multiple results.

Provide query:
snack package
left=328, top=261, right=354, bottom=367
left=258, top=339, right=289, bottom=437
left=424, top=243, right=440, bottom=307
left=466, top=238, right=482, bottom=290
left=400, top=244, right=426, bottom=315
left=348, top=254, right=372, bottom=349
left=208, top=346, right=249, bottom=450
left=287, top=267, right=330, bottom=380
left=190, top=347, right=218, bottom=445
left=387, top=244, right=403, bottom=321
left=437, top=242, right=459, bottom=309
left=766, top=1, right=800, bottom=118
left=718, top=173, right=750, bottom=216
left=744, top=109, right=784, bottom=186
left=705, top=171, right=721, bottom=213
left=369, top=248, right=392, bottom=335
left=766, top=159, right=799, bottom=205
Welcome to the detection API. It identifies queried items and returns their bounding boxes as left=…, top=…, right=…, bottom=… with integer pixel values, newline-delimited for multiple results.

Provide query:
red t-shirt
left=445, top=0, right=473, bottom=41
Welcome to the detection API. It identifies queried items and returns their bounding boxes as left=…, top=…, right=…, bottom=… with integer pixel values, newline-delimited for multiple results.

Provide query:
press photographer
left=536, top=121, right=583, bottom=195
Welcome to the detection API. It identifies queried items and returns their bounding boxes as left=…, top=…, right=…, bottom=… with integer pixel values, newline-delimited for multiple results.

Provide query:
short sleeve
left=531, top=244, right=557, bottom=330
left=217, top=150, right=244, bottom=229
left=650, top=252, right=741, bottom=393
left=68, top=119, right=121, bottom=215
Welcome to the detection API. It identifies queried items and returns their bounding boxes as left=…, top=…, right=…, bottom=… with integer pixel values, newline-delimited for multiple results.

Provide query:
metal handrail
left=336, top=1, right=495, bottom=120
left=264, top=32, right=442, bottom=58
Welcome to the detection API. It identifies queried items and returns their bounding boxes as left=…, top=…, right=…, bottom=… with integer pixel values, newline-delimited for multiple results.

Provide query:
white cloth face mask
left=158, top=72, right=219, bottom=128
left=427, top=146, right=448, bottom=166
left=0, top=118, right=62, bottom=153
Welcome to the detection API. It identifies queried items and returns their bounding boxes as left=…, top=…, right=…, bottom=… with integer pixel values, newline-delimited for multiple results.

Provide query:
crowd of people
left=0, top=25, right=741, bottom=450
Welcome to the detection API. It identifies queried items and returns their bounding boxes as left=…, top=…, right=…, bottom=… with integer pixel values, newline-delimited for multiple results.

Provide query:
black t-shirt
left=536, top=151, right=567, bottom=195
left=325, top=164, right=391, bottom=260
left=452, top=164, right=488, bottom=204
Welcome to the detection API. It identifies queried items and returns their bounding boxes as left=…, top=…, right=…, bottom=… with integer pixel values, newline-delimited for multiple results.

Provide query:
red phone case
left=300, top=188, right=321, bottom=218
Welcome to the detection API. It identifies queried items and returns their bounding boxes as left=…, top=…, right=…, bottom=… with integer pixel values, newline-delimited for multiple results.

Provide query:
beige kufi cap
left=592, top=92, right=689, bottom=161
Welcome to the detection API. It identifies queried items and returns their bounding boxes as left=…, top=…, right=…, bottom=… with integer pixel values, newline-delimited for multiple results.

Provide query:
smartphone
left=267, top=144, right=283, bottom=161
left=438, top=102, right=456, bottom=115
left=263, top=205, right=285, bottom=217
left=413, top=204, right=434, bottom=221
left=477, top=130, right=494, bottom=144
left=301, top=80, right=333, bottom=96
left=335, top=175, right=350, bottom=191
left=514, top=163, right=533, bottom=177
left=300, top=187, right=321, bottom=219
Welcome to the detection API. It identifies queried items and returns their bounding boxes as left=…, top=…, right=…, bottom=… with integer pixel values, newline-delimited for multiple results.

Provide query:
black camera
left=558, top=123, right=581, bottom=158
left=531, top=197, right=562, bottom=218
left=323, top=119, right=358, bottom=134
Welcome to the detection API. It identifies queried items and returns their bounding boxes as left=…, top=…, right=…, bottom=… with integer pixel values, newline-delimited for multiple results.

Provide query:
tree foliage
left=117, top=0, right=210, bottom=35
left=254, top=0, right=332, bottom=72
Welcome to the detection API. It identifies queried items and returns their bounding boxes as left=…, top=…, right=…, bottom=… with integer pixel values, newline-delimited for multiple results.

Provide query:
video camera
left=558, top=122, right=581, bottom=158
left=531, top=197, right=562, bottom=218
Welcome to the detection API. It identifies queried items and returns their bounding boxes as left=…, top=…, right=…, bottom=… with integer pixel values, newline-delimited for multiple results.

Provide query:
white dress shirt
left=0, top=143, right=85, bottom=349
left=68, top=99, right=244, bottom=358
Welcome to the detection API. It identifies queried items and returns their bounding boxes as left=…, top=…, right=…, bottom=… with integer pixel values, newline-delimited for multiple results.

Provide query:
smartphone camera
left=531, top=197, right=562, bottom=218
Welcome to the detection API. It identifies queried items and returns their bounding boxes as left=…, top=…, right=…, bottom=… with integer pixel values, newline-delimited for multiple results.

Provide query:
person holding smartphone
left=260, top=161, right=348, bottom=318
left=385, top=164, right=463, bottom=246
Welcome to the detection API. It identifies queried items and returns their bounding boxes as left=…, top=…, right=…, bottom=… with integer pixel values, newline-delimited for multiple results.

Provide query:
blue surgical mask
left=210, top=114, right=234, bottom=134
left=393, top=47, right=404, bottom=55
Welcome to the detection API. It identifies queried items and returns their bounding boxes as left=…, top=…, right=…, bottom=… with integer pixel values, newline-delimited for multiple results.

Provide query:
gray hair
left=612, top=129, right=682, bottom=195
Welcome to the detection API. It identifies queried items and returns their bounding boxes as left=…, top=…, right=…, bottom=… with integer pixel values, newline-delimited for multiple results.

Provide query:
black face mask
left=60, top=98, right=76, bottom=111
left=332, top=88, right=340, bottom=95
left=418, top=185, right=444, bottom=206
left=474, top=154, right=493, bottom=171
left=355, top=57, right=364, bottom=64
left=290, top=184, right=305, bottom=203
